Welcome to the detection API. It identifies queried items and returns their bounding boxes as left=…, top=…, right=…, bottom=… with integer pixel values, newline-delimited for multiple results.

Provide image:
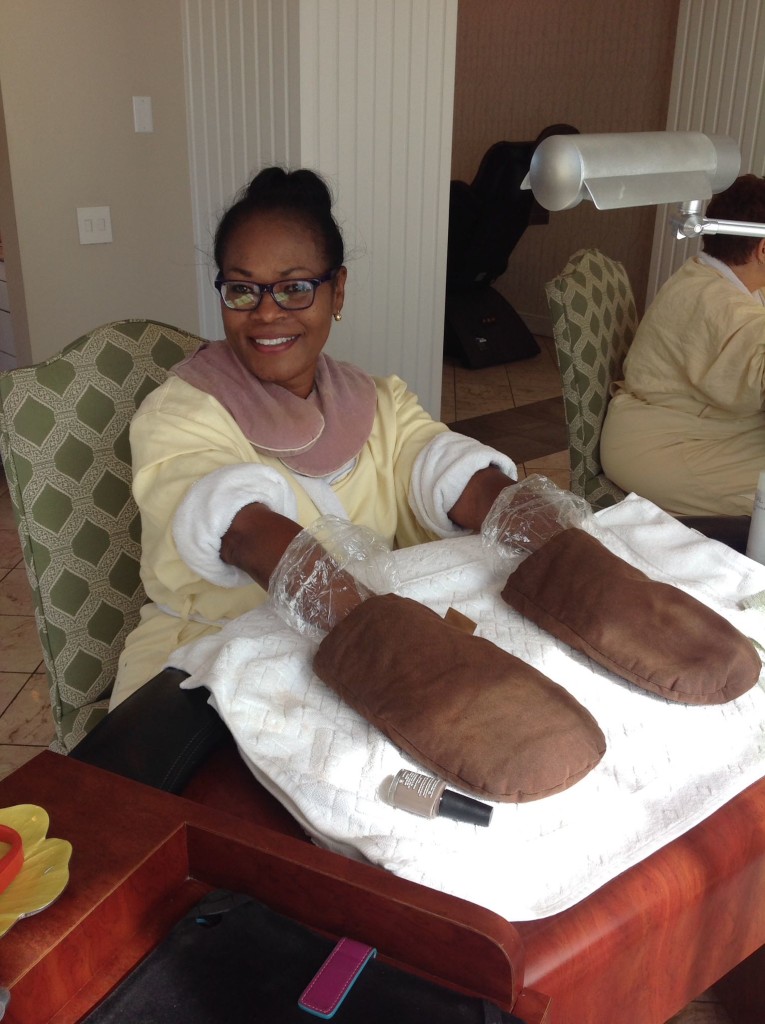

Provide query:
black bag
left=83, top=890, right=526, bottom=1023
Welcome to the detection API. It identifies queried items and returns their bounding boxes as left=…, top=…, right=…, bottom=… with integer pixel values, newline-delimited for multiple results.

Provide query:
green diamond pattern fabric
left=0, top=320, right=201, bottom=752
left=545, top=249, right=638, bottom=512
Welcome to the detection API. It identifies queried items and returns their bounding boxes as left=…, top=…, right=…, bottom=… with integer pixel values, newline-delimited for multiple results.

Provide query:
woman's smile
left=248, top=333, right=300, bottom=350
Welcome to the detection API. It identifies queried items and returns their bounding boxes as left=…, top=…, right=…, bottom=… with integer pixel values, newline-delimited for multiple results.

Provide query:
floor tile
left=0, top=489, right=18, bottom=532
left=519, top=449, right=570, bottom=491
left=506, top=350, right=563, bottom=406
left=0, top=527, right=22, bottom=569
left=447, top=338, right=561, bottom=415
left=0, top=673, right=28, bottom=715
left=536, top=335, right=560, bottom=365
left=451, top=397, right=567, bottom=464
left=0, top=567, right=35, bottom=615
left=0, top=614, right=44, bottom=675
left=0, top=673, right=55, bottom=746
left=453, top=363, right=515, bottom=419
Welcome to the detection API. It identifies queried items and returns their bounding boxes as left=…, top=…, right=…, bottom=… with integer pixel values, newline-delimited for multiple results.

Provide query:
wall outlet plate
left=76, top=207, right=112, bottom=245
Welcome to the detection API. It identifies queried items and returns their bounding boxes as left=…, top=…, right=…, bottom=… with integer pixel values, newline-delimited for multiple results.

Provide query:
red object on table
left=0, top=823, right=23, bottom=894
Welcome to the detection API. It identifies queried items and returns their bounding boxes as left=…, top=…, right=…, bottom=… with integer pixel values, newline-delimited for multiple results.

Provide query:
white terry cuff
left=172, top=464, right=299, bottom=588
left=408, top=432, right=517, bottom=538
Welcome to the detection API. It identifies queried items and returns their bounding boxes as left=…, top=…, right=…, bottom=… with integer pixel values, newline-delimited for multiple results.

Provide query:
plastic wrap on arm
left=481, top=474, right=595, bottom=574
left=268, top=515, right=399, bottom=640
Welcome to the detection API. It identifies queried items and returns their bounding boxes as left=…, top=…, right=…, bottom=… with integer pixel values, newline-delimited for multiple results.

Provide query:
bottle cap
left=438, top=788, right=493, bottom=826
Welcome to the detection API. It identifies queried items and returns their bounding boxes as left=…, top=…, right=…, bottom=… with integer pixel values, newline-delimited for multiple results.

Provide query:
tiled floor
left=0, top=337, right=733, bottom=1023
left=0, top=464, right=56, bottom=782
left=441, top=335, right=571, bottom=488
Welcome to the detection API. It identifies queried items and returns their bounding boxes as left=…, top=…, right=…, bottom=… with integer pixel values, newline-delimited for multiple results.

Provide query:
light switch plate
left=77, top=207, right=113, bottom=245
left=132, top=95, right=153, bottom=133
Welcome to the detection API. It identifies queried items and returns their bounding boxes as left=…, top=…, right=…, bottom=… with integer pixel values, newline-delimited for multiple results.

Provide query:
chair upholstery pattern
left=0, top=320, right=202, bottom=751
left=545, top=248, right=638, bottom=511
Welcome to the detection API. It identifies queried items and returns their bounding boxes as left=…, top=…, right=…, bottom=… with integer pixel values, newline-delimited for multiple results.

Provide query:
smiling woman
left=111, top=167, right=522, bottom=708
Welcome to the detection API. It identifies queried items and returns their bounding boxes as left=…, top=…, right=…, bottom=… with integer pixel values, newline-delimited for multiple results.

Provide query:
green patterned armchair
left=0, top=320, right=202, bottom=752
left=545, top=248, right=639, bottom=511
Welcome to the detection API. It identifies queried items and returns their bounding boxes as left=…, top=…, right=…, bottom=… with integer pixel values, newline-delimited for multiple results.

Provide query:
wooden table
left=513, top=771, right=765, bottom=1024
left=3, top=746, right=765, bottom=1023
left=0, top=751, right=547, bottom=1023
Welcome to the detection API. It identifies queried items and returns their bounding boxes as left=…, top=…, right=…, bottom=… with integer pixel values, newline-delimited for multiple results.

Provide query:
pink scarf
left=172, top=342, right=377, bottom=477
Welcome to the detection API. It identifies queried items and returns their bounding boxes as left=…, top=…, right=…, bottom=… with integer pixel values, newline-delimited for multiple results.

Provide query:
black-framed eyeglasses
left=214, top=268, right=339, bottom=311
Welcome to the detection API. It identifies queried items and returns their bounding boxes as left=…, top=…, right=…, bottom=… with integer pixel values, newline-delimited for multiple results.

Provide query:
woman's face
left=219, top=211, right=346, bottom=398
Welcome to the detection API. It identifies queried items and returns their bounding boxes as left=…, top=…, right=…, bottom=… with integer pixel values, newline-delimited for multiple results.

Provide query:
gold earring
left=333, top=312, right=343, bottom=322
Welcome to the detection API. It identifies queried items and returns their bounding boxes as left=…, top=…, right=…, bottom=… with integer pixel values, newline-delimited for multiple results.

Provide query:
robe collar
left=172, top=342, right=377, bottom=477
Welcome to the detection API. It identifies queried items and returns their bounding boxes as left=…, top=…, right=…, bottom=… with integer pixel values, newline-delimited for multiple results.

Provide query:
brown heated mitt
left=313, top=593, right=606, bottom=803
left=501, top=527, right=761, bottom=705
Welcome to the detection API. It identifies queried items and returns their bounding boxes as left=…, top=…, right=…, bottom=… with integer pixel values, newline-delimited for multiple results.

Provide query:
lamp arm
left=672, top=200, right=765, bottom=240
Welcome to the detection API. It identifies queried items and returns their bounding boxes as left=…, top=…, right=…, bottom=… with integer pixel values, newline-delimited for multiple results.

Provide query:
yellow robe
left=113, top=372, right=447, bottom=706
left=601, top=257, right=765, bottom=516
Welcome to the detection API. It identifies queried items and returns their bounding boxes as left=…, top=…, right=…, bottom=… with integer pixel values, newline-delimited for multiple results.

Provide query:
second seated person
left=112, top=167, right=519, bottom=707
left=600, top=173, right=765, bottom=518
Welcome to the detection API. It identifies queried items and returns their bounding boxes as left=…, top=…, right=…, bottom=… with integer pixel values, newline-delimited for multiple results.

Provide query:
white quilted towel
left=171, top=495, right=765, bottom=921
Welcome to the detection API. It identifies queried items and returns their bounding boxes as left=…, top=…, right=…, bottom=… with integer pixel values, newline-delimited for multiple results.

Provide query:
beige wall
left=0, top=0, right=197, bottom=364
left=452, top=0, right=681, bottom=327
left=0, top=73, right=28, bottom=357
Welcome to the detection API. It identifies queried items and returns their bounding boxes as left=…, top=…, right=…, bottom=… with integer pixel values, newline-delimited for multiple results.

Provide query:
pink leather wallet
left=298, top=936, right=376, bottom=1019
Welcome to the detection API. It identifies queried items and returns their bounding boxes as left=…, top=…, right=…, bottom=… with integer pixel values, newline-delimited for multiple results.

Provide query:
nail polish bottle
left=385, top=769, right=493, bottom=826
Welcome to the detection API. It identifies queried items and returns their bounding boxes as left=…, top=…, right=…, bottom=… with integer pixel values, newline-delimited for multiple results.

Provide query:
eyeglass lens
left=221, top=279, right=316, bottom=310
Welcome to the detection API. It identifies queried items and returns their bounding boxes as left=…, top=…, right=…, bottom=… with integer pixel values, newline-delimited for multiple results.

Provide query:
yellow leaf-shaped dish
left=0, top=805, right=72, bottom=938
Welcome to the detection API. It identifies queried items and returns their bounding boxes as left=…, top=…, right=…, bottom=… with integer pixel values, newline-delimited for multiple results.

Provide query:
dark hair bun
left=245, top=167, right=333, bottom=213
left=215, top=165, right=344, bottom=270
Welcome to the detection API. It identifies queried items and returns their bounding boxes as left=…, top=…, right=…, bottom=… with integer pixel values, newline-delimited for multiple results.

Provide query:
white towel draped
left=170, top=495, right=765, bottom=921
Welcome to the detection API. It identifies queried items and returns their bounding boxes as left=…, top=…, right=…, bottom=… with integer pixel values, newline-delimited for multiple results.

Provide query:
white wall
left=183, top=0, right=301, bottom=339
left=182, top=0, right=458, bottom=417
left=648, top=0, right=765, bottom=300
left=0, top=0, right=198, bottom=364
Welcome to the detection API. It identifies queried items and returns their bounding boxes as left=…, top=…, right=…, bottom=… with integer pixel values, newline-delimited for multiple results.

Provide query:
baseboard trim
left=521, top=311, right=553, bottom=337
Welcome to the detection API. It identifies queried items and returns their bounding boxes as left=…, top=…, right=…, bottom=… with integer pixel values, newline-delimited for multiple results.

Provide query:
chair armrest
left=69, top=667, right=229, bottom=793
